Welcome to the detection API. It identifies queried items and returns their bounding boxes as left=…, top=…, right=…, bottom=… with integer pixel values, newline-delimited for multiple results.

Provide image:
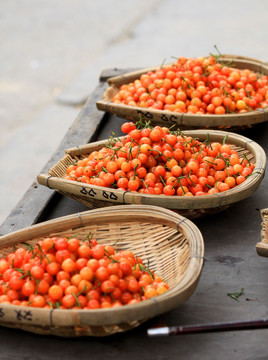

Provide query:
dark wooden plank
left=1, top=69, right=268, bottom=360
left=99, top=68, right=139, bottom=82
left=0, top=82, right=108, bottom=236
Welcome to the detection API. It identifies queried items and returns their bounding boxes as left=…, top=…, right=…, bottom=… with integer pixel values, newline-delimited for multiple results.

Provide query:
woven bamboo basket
left=96, top=55, right=268, bottom=130
left=37, top=129, right=266, bottom=219
left=0, top=205, right=204, bottom=337
left=256, top=208, right=268, bottom=257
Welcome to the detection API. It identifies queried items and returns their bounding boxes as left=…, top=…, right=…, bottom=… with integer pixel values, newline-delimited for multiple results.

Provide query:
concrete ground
left=1, top=0, right=268, bottom=225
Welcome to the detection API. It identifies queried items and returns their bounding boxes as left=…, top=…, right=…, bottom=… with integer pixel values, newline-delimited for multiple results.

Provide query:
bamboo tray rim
left=97, top=100, right=268, bottom=121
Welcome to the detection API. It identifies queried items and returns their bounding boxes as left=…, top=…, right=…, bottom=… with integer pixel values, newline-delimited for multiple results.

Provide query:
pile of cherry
left=65, top=121, right=255, bottom=196
left=0, top=235, right=169, bottom=309
left=112, top=55, right=268, bottom=115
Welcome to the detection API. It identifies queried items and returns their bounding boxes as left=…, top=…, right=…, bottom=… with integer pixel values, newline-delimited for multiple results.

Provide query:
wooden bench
left=1, top=70, right=268, bottom=359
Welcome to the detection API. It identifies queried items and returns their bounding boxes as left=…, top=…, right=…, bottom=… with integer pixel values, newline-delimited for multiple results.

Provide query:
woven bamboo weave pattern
left=256, top=208, right=268, bottom=257
left=0, top=205, right=204, bottom=337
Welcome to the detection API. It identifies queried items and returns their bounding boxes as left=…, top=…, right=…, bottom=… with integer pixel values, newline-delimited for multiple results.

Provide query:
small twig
left=227, top=288, right=244, bottom=302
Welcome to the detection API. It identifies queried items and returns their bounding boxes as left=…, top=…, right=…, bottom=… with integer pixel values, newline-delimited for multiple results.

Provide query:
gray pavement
left=1, top=0, right=268, bottom=225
